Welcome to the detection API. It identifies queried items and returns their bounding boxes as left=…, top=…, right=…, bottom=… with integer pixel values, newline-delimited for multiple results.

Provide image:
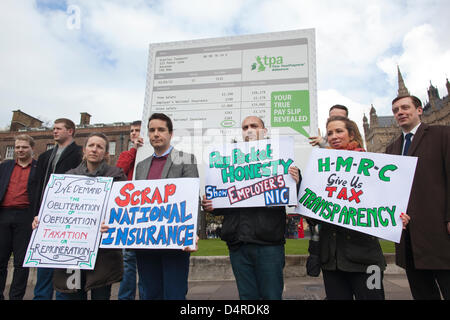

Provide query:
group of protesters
left=0, top=84, right=449, bottom=301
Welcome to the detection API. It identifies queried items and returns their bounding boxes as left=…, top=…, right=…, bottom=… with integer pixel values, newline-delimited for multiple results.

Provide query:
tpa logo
left=251, top=55, right=283, bottom=72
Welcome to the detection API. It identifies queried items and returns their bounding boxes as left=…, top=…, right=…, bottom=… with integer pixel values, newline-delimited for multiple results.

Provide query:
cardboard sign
left=295, top=148, right=418, bottom=243
left=100, top=178, right=200, bottom=250
left=205, top=137, right=297, bottom=208
left=23, top=175, right=113, bottom=270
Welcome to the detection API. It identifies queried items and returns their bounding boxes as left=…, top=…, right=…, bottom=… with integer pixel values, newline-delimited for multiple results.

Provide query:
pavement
left=8, top=270, right=413, bottom=300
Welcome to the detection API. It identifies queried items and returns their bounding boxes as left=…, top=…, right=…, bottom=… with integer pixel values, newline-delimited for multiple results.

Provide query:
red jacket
left=116, top=148, right=137, bottom=180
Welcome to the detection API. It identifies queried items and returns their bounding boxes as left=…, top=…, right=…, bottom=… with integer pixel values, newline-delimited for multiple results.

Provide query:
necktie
left=403, top=133, right=413, bottom=156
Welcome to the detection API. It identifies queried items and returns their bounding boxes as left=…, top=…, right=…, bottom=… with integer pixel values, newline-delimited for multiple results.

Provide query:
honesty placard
left=295, top=148, right=418, bottom=243
left=100, top=178, right=200, bottom=250
left=205, top=137, right=297, bottom=208
left=24, top=175, right=113, bottom=270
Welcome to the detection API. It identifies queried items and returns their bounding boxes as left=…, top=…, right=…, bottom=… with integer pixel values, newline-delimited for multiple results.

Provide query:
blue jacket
left=0, top=159, right=37, bottom=206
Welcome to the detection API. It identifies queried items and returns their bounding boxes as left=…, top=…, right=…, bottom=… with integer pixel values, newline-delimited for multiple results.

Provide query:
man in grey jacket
left=134, top=113, right=198, bottom=300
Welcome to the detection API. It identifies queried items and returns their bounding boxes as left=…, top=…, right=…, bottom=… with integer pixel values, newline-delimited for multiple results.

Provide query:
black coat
left=386, top=123, right=450, bottom=269
left=31, top=142, right=83, bottom=215
left=53, top=161, right=126, bottom=293
left=0, top=159, right=37, bottom=206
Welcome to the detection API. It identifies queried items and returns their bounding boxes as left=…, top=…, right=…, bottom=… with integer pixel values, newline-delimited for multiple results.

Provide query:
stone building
left=0, top=110, right=134, bottom=164
left=363, top=67, right=450, bottom=153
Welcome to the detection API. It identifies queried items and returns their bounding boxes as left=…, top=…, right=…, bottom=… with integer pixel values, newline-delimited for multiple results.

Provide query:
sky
left=1, top=0, right=449, bottom=136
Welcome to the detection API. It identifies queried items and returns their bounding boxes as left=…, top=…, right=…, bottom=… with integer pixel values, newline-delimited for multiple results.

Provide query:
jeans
left=135, top=249, right=190, bottom=300
left=33, top=268, right=55, bottom=300
left=118, top=249, right=144, bottom=300
left=229, top=244, right=285, bottom=300
left=0, top=208, right=32, bottom=300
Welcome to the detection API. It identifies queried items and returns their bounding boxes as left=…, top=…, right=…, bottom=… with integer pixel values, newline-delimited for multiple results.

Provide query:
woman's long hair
left=326, top=116, right=364, bottom=149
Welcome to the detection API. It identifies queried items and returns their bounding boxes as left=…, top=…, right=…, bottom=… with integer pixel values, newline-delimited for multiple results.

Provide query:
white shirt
left=401, top=122, right=421, bottom=155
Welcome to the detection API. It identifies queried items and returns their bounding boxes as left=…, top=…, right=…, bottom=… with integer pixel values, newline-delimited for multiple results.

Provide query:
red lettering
left=337, top=187, right=348, bottom=200
left=164, top=184, right=176, bottom=203
left=115, top=183, right=134, bottom=207
left=276, top=175, right=285, bottom=188
left=151, top=187, right=163, bottom=204
left=349, top=188, right=363, bottom=203
left=141, top=187, right=151, bottom=205
left=131, top=190, right=141, bottom=206
left=325, top=186, right=337, bottom=197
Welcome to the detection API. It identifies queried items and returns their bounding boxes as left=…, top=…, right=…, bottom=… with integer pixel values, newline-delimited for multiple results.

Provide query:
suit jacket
left=385, top=123, right=450, bottom=270
left=31, top=141, right=83, bottom=215
left=0, top=159, right=37, bottom=206
left=135, top=148, right=199, bottom=180
left=135, top=148, right=200, bottom=228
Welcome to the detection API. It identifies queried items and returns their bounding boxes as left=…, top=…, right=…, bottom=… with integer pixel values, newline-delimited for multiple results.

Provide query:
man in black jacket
left=202, top=116, right=301, bottom=300
left=0, top=135, right=37, bottom=300
left=31, top=118, right=82, bottom=300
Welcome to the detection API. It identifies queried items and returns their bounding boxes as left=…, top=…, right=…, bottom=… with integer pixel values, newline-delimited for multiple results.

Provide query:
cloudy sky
left=1, top=0, right=449, bottom=135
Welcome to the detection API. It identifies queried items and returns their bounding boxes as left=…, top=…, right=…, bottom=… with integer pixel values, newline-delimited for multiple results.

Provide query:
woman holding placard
left=312, top=116, right=410, bottom=300
left=32, top=132, right=127, bottom=300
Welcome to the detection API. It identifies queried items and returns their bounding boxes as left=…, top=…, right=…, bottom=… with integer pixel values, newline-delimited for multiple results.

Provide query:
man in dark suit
left=0, top=135, right=37, bottom=300
left=31, top=118, right=83, bottom=300
left=385, top=93, right=450, bottom=300
left=134, top=113, right=199, bottom=300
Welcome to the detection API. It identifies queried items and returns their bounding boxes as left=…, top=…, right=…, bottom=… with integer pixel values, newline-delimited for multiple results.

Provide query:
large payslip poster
left=205, top=137, right=297, bottom=208
left=295, top=148, right=418, bottom=243
left=136, top=29, right=317, bottom=166
left=100, top=178, right=200, bottom=250
left=23, top=175, right=113, bottom=270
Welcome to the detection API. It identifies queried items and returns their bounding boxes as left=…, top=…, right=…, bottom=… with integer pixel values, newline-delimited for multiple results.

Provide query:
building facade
left=0, top=110, right=134, bottom=164
left=363, top=69, right=450, bottom=153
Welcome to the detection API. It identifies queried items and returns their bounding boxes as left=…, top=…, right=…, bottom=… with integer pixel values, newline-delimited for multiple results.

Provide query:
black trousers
left=0, top=208, right=33, bottom=300
left=404, top=229, right=450, bottom=300
left=322, top=269, right=385, bottom=300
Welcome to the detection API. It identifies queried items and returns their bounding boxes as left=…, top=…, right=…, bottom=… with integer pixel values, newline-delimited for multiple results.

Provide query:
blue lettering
left=115, top=227, right=129, bottom=245
left=177, top=225, right=186, bottom=245
left=137, top=207, right=151, bottom=223
left=109, top=208, right=122, bottom=224
left=127, top=228, right=137, bottom=245
left=168, top=204, right=180, bottom=223
left=183, top=224, right=194, bottom=246
left=101, top=227, right=116, bottom=245
left=156, top=226, right=166, bottom=245
left=180, top=201, right=192, bottom=222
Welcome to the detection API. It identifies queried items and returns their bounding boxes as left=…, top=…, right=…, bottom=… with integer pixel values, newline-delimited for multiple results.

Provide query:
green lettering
left=385, top=206, right=397, bottom=226
left=318, top=157, right=330, bottom=172
left=378, top=207, right=389, bottom=227
left=357, top=158, right=374, bottom=176
left=336, top=157, right=353, bottom=172
left=379, top=164, right=398, bottom=182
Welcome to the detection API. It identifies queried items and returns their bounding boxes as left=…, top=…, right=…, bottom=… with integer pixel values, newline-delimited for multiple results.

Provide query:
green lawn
left=192, top=238, right=395, bottom=256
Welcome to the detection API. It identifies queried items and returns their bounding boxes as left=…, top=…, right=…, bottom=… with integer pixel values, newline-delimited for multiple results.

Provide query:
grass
left=191, top=239, right=396, bottom=256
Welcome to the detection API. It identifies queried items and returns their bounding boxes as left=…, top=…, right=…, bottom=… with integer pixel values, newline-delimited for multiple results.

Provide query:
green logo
left=271, top=90, right=310, bottom=138
left=251, top=55, right=283, bottom=72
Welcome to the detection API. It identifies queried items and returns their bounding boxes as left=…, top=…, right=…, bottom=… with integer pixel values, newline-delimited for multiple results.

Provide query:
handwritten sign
left=295, top=148, right=418, bottom=243
left=205, top=137, right=297, bottom=208
left=100, top=178, right=200, bottom=250
left=23, top=175, right=113, bottom=270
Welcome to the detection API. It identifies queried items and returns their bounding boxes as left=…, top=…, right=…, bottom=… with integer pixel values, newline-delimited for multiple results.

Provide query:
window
left=5, top=146, right=14, bottom=159
left=109, top=141, right=116, bottom=156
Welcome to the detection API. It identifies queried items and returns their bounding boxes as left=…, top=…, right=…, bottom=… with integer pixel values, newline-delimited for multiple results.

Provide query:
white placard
left=100, top=178, right=200, bottom=250
left=295, top=148, right=418, bottom=243
left=23, top=175, right=113, bottom=270
left=205, top=137, right=297, bottom=208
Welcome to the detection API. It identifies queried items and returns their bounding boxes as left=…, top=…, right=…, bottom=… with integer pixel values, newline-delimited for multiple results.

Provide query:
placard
left=295, top=148, right=418, bottom=243
left=205, top=137, right=297, bottom=208
left=23, top=175, right=113, bottom=269
left=100, top=178, right=200, bottom=250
